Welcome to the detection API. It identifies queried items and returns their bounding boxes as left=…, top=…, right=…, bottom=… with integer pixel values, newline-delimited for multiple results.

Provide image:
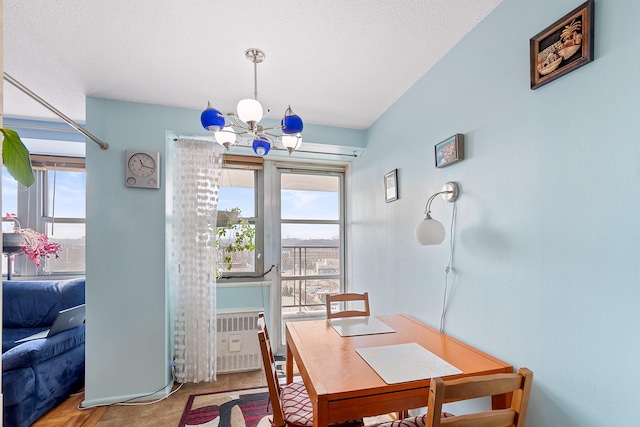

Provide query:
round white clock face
left=128, top=153, right=156, bottom=177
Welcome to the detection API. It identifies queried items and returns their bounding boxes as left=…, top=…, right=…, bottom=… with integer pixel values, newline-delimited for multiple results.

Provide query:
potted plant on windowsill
left=216, top=207, right=256, bottom=277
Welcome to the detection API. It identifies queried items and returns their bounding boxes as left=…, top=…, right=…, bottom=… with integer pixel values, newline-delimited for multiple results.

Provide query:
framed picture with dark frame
left=435, top=134, right=464, bottom=168
left=384, top=169, right=398, bottom=203
left=530, top=0, right=594, bottom=90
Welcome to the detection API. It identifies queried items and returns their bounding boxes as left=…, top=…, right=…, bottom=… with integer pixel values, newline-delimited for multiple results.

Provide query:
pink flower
left=5, top=213, right=62, bottom=269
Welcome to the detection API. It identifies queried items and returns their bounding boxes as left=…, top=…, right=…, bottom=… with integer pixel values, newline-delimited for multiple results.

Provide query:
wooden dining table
left=285, top=314, right=512, bottom=427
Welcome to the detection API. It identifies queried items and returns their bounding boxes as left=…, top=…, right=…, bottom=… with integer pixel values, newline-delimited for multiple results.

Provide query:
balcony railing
left=281, top=245, right=340, bottom=313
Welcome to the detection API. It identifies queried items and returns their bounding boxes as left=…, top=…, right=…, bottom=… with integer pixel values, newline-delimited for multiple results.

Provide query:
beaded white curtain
left=171, top=138, right=224, bottom=383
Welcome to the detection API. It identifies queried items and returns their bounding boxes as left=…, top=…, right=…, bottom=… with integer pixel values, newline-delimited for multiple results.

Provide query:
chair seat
left=280, top=381, right=363, bottom=427
left=280, top=382, right=313, bottom=427
left=374, top=412, right=454, bottom=427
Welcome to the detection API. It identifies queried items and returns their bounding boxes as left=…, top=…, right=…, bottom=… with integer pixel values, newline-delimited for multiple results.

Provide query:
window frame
left=279, top=169, right=345, bottom=312
left=273, top=164, right=348, bottom=352
left=4, top=155, right=86, bottom=278
left=215, top=156, right=265, bottom=281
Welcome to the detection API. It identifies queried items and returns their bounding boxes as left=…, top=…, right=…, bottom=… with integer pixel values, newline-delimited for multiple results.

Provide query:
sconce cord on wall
left=439, top=202, right=458, bottom=333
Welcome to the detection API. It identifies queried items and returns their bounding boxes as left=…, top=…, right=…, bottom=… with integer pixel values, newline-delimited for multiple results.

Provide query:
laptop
left=15, top=304, right=86, bottom=343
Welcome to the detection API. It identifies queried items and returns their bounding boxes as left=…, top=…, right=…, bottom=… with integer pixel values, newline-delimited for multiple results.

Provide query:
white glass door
left=276, top=168, right=345, bottom=349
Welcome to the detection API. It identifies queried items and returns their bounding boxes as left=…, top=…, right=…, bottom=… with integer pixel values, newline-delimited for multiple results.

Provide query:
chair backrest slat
left=440, top=409, right=516, bottom=427
left=443, top=374, right=525, bottom=400
left=326, top=292, right=370, bottom=319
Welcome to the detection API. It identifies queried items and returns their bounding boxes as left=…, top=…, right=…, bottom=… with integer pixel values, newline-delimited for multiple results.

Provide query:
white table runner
left=356, top=342, right=462, bottom=384
left=329, top=316, right=396, bottom=337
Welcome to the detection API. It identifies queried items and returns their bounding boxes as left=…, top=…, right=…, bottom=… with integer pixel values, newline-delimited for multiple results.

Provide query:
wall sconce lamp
left=415, top=181, right=460, bottom=245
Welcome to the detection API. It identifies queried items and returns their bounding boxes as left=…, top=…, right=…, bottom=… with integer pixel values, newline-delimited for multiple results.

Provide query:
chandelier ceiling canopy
left=201, top=48, right=304, bottom=156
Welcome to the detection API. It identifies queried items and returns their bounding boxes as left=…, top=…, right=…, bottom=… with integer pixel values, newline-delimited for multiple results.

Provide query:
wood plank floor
left=32, top=370, right=267, bottom=427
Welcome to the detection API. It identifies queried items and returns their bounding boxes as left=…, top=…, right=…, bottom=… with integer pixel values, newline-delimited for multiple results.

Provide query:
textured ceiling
left=3, top=0, right=503, bottom=130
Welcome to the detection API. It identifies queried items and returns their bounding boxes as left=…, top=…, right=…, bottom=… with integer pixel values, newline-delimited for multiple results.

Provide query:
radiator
left=216, top=308, right=262, bottom=373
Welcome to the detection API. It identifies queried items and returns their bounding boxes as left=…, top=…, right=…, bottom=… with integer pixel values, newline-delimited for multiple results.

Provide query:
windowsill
left=2, top=274, right=85, bottom=281
left=216, top=280, right=271, bottom=288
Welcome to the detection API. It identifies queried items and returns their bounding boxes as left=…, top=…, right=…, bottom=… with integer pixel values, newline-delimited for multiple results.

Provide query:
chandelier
left=200, top=48, right=304, bottom=156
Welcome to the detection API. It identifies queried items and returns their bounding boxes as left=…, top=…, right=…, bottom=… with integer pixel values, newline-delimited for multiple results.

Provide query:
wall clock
left=125, top=150, right=160, bottom=189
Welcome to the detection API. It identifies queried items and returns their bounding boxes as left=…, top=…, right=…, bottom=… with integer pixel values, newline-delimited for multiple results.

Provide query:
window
left=2, top=155, right=86, bottom=277
left=215, top=156, right=264, bottom=279
left=279, top=169, right=345, bottom=336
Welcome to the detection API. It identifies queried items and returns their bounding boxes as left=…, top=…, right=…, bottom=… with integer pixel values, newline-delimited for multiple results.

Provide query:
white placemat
left=329, top=316, right=396, bottom=337
left=356, top=342, right=462, bottom=384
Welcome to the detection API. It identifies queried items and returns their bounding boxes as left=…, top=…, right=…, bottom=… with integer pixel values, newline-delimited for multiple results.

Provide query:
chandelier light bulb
left=237, top=99, right=263, bottom=124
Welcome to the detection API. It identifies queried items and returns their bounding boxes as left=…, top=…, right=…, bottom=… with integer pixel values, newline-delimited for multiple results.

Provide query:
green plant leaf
left=215, top=207, right=256, bottom=273
left=1, top=128, right=35, bottom=188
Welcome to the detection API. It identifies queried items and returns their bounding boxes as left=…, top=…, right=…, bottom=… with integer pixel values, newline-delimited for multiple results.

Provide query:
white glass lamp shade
left=281, top=134, right=301, bottom=149
left=214, top=126, right=236, bottom=147
left=415, top=217, right=446, bottom=245
left=236, top=98, right=263, bottom=123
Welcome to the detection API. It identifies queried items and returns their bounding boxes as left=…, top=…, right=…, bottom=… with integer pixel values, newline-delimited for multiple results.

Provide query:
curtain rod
left=3, top=72, right=109, bottom=150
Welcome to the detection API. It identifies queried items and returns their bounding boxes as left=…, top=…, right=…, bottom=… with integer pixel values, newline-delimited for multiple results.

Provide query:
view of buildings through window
left=279, top=172, right=343, bottom=321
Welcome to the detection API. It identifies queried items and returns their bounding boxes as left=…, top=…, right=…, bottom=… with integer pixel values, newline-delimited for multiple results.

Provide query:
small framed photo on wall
left=435, top=134, right=464, bottom=168
left=384, top=169, right=398, bottom=203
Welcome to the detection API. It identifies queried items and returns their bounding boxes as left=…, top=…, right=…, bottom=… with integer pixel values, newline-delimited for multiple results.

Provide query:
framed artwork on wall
left=435, top=134, right=464, bottom=168
left=530, top=0, right=594, bottom=90
left=384, top=169, right=398, bottom=203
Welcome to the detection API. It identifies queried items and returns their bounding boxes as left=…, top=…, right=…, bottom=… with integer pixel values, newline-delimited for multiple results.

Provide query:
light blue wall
left=351, top=0, right=640, bottom=425
left=84, top=99, right=197, bottom=405
left=83, top=98, right=363, bottom=404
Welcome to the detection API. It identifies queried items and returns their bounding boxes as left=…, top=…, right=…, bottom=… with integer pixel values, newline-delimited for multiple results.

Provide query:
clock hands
left=138, top=157, right=154, bottom=170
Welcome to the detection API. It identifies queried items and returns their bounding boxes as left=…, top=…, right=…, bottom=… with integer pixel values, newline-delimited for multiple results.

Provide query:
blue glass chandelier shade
left=200, top=103, right=225, bottom=131
left=252, top=136, right=271, bottom=156
left=281, top=106, right=303, bottom=134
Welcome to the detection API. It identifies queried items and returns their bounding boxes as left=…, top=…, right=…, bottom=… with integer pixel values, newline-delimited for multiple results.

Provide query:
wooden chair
left=426, top=367, right=533, bottom=427
left=257, top=312, right=363, bottom=427
left=257, top=312, right=277, bottom=380
left=376, top=368, right=533, bottom=427
left=325, top=292, right=370, bottom=319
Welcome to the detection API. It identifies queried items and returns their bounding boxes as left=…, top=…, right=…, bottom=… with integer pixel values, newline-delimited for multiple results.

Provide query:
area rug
left=178, top=386, right=272, bottom=427
left=178, top=386, right=395, bottom=427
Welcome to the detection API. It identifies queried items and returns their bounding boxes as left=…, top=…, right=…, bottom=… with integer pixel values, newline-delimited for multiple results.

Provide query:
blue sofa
left=2, top=278, right=86, bottom=427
